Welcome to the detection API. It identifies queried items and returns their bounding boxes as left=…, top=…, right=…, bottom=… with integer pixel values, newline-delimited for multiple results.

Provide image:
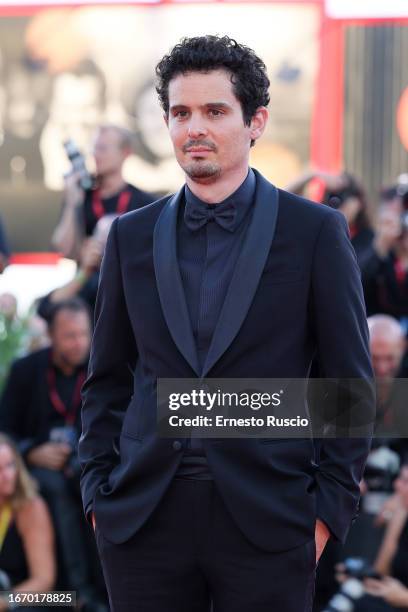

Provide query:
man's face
left=92, top=129, right=128, bottom=177
left=370, top=336, right=405, bottom=381
left=166, top=69, right=264, bottom=184
left=50, top=310, right=91, bottom=368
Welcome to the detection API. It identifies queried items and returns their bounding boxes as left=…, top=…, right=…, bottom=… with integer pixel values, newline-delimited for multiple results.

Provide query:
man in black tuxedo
left=79, top=35, right=374, bottom=611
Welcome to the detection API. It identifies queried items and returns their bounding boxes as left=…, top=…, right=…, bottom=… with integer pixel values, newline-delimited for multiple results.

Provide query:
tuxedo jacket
left=79, top=169, right=374, bottom=553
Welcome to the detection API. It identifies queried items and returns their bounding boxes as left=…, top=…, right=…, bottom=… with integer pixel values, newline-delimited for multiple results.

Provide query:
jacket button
left=173, top=440, right=182, bottom=451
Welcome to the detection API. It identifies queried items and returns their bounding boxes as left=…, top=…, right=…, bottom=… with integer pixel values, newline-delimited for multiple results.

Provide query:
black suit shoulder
left=278, top=188, right=342, bottom=224
left=275, top=187, right=348, bottom=250
left=7, top=347, right=50, bottom=379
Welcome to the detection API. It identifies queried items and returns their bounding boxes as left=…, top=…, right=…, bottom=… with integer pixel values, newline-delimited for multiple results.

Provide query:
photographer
left=51, top=124, right=156, bottom=260
left=360, top=183, right=408, bottom=320
left=39, top=215, right=116, bottom=320
left=0, top=299, right=106, bottom=611
left=368, top=315, right=407, bottom=440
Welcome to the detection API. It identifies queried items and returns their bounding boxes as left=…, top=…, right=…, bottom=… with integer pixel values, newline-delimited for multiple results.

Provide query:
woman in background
left=0, top=433, right=55, bottom=610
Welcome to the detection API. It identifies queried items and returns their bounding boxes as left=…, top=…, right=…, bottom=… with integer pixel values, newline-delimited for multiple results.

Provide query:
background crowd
left=0, top=120, right=408, bottom=612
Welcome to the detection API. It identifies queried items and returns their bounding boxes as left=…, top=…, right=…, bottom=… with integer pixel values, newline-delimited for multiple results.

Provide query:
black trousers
left=95, top=479, right=316, bottom=612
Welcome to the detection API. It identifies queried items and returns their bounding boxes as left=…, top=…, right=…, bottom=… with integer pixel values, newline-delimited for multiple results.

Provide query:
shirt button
left=173, top=440, right=182, bottom=451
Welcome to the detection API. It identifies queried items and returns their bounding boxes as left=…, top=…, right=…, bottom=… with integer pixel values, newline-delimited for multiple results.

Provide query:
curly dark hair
left=155, top=35, right=270, bottom=125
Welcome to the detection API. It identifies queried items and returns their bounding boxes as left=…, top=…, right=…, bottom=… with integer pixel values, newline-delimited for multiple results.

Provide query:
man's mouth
left=185, top=147, right=213, bottom=153
left=183, top=141, right=215, bottom=154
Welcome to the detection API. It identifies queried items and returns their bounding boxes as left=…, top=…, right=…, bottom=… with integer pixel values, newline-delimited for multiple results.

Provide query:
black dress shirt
left=175, top=169, right=256, bottom=478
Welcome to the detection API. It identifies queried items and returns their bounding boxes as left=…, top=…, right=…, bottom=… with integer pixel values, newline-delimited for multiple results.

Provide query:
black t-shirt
left=392, top=517, right=408, bottom=587
left=81, top=183, right=156, bottom=236
left=0, top=518, right=28, bottom=586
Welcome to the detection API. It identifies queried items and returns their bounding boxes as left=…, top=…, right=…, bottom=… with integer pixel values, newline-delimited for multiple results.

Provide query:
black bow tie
left=184, top=198, right=237, bottom=232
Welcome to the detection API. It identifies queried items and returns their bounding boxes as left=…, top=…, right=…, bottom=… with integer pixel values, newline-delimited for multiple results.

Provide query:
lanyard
left=47, top=356, right=86, bottom=426
left=91, top=188, right=131, bottom=221
left=0, top=503, right=12, bottom=552
left=394, top=258, right=407, bottom=290
left=349, top=223, right=357, bottom=240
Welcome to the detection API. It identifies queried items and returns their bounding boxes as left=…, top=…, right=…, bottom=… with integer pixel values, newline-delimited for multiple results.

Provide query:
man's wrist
left=316, top=518, right=331, bottom=540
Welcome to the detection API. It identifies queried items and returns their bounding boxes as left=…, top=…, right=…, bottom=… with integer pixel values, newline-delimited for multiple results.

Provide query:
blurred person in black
left=51, top=124, right=156, bottom=260
left=0, top=433, right=55, bottom=611
left=39, top=215, right=116, bottom=320
left=330, top=465, right=408, bottom=612
left=360, top=183, right=408, bottom=322
left=286, top=170, right=374, bottom=264
left=0, top=298, right=107, bottom=612
left=368, top=315, right=407, bottom=440
left=0, top=216, right=10, bottom=274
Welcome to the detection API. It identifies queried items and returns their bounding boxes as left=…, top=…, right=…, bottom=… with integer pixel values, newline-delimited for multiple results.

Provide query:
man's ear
left=249, top=107, right=269, bottom=144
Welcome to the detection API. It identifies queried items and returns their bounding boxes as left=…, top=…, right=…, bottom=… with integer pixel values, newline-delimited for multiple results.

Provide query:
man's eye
left=175, top=111, right=188, bottom=119
left=209, top=109, right=223, bottom=117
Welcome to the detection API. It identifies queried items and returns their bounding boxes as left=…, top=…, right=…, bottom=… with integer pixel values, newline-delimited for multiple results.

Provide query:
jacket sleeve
left=311, top=210, right=375, bottom=543
left=78, top=217, right=138, bottom=521
left=0, top=358, right=39, bottom=457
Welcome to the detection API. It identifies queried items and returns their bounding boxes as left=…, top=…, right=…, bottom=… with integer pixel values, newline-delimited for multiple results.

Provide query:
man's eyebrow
left=169, top=102, right=232, bottom=112
left=169, top=104, right=188, bottom=112
left=205, top=102, right=232, bottom=109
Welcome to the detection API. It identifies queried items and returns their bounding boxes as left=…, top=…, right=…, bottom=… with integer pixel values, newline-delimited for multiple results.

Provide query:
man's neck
left=99, top=172, right=126, bottom=198
left=52, top=353, right=76, bottom=377
left=186, top=166, right=249, bottom=204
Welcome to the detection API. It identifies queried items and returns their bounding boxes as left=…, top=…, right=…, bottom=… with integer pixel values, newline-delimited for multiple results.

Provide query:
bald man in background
left=367, top=315, right=407, bottom=440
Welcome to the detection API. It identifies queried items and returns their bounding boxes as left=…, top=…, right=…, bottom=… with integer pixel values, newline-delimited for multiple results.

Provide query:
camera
left=64, top=139, right=94, bottom=190
left=362, top=445, right=400, bottom=515
left=341, top=557, right=382, bottom=581
left=322, top=558, right=381, bottom=612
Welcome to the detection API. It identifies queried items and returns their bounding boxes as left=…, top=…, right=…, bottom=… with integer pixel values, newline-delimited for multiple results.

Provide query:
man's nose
left=187, top=117, right=208, bottom=139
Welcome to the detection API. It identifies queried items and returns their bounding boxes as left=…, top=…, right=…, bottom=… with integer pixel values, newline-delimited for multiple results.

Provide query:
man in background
left=52, top=124, right=156, bottom=259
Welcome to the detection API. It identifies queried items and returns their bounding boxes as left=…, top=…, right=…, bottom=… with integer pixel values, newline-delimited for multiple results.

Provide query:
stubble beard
left=183, top=160, right=221, bottom=183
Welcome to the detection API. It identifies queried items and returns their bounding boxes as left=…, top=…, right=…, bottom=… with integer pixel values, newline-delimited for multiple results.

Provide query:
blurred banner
left=0, top=0, right=159, bottom=4
left=326, top=0, right=408, bottom=19
left=0, top=3, right=318, bottom=251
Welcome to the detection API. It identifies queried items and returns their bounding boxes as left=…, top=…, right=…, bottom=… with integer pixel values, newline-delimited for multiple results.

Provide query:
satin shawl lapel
left=201, top=171, right=279, bottom=377
left=153, top=189, right=200, bottom=375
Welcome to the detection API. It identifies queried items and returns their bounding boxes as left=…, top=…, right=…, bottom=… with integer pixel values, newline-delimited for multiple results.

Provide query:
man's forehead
left=53, top=309, right=90, bottom=327
left=94, top=128, right=121, bottom=146
left=371, top=336, right=402, bottom=353
left=168, top=68, right=235, bottom=98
